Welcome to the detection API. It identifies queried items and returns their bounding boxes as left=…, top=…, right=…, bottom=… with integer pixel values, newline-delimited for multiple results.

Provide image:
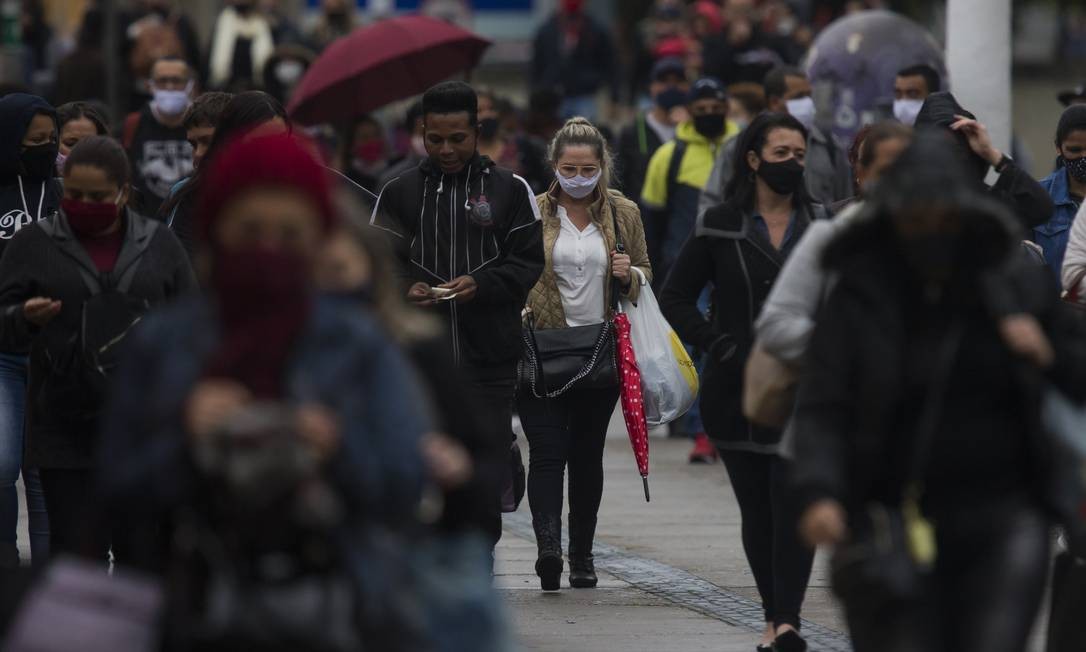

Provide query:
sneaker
left=688, top=433, right=718, bottom=464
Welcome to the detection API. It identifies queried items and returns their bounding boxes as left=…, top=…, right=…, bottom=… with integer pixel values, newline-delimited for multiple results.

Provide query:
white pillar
left=946, top=0, right=1012, bottom=154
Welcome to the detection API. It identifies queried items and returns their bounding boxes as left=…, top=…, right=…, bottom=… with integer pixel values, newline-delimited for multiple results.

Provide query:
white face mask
left=556, top=169, right=601, bottom=199
left=893, top=98, right=924, bottom=126
left=152, top=86, right=192, bottom=117
left=785, top=96, right=816, bottom=130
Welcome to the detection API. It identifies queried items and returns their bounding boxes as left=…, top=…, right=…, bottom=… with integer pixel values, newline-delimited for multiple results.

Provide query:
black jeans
left=844, top=499, right=1050, bottom=652
left=519, top=385, right=619, bottom=558
left=719, top=450, right=814, bottom=630
left=463, top=370, right=517, bottom=547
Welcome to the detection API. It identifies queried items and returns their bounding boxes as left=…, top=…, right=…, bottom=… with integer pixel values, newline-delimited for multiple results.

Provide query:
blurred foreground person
left=794, top=134, right=1086, bottom=652
left=316, top=219, right=515, bottom=652
left=0, top=136, right=194, bottom=562
left=372, top=81, right=544, bottom=546
left=523, top=118, right=651, bottom=592
left=100, top=133, right=430, bottom=651
left=660, top=112, right=826, bottom=652
left=0, top=92, right=61, bottom=567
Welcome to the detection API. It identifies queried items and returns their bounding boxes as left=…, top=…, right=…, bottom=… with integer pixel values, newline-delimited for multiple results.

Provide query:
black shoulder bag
left=518, top=202, right=623, bottom=398
left=829, top=321, right=964, bottom=617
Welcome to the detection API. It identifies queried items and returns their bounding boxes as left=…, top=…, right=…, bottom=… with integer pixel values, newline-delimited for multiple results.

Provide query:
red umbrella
left=287, top=15, right=492, bottom=126
left=614, top=312, right=651, bottom=502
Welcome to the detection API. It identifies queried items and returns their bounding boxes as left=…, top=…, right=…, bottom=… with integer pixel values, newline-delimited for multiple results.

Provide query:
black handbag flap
left=531, top=323, right=609, bottom=359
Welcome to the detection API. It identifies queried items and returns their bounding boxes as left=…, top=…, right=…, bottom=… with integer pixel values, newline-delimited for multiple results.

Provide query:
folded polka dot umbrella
left=613, top=312, right=651, bottom=502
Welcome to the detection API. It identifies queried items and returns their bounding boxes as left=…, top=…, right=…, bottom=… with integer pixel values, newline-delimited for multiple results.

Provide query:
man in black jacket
left=371, top=81, right=544, bottom=545
left=530, top=0, right=615, bottom=121
left=615, top=57, right=689, bottom=199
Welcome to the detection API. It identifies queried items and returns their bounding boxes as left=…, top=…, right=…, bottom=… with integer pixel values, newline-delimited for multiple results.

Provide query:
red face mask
left=206, top=246, right=313, bottom=399
left=62, top=193, right=121, bottom=236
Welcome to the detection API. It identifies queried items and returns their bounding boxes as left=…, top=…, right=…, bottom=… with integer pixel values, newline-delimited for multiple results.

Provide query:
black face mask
left=756, top=157, right=804, bottom=196
left=479, top=117, right=500, bottom=141
left=693, top=113, right=726, bottom=139
left=20, top=142, right=58, bottom=181
left=1060, top=155, right=1086, bottom=183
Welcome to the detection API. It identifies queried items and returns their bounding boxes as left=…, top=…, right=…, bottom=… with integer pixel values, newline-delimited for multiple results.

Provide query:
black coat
left=0, top=209, right=196, bottom=468
left=371, top=155, right=544, bottom=371
left=791, top=202, right=1086, bottom=526
left=531, top=12, right=615, bottom=99
left=660, top=198, right=824, bottom=452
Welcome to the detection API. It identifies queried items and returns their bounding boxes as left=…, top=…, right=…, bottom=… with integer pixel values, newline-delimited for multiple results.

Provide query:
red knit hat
left=197, top=132, right=335, bottom=244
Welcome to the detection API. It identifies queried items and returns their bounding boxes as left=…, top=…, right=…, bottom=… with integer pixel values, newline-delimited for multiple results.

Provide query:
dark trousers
left=719, top=450, right=814, bottom=630
left=463, top=372, right=517, bottom=547
left=845, top=500, right=1049, bottom=652
left=519, top=386, right=619, bottom=558
left=38, top=468, right=127, bottom=563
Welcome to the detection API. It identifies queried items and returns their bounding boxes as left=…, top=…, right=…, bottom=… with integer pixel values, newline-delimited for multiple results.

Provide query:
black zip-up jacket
left=0, top=208, right=196, bottom=468
left=660, top=198, right=826, bottom=453
left=0, top=93, right=63, bottom=261
left=371, top=155, right=544, bottom=370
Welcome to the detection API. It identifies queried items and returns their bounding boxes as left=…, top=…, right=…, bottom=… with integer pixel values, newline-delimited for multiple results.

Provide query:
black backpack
left=39, top=237, right=152, bottom=423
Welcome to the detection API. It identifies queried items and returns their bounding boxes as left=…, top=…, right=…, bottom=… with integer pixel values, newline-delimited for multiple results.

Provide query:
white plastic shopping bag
left=621, top=268, right=698, bottom=425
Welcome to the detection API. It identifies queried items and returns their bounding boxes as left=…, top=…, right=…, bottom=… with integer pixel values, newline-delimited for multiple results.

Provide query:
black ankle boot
left=533, top=514, right=563, bottom=592
left=568, top=554, right=597, bottom=588
left=568, top=514, right=598, bottom=588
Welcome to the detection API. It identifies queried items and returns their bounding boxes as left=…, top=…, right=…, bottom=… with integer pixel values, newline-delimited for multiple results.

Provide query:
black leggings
left=719, top=450, right=814, bottom=630
left=519, top=385, right=619, bottom=556
left=844, top=500, right=1050, bottom=652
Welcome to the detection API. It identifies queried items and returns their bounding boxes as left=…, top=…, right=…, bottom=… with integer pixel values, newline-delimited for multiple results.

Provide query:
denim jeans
left=0, top=353, right=49, bottom=566
left=559, top=94, right=599, bottom=122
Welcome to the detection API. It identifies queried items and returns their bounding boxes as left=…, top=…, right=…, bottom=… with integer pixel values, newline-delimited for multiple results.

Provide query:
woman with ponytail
left=521, top=117, right=651, bottom=592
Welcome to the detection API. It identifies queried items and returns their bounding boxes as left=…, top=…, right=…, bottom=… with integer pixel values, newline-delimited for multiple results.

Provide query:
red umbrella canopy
left=287, top=15, right=492, bottom=126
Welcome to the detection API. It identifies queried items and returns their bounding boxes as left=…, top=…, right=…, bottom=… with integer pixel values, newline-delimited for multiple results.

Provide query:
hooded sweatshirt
left=913, top=92, right=1054, bottom=230
left=371, top=154, right=544, bottom=371
left=0, top=93, right=62, bottom=260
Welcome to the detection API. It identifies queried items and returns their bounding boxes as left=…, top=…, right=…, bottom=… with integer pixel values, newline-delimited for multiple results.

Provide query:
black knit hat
left=1056, top=105, right=1086, bottom=146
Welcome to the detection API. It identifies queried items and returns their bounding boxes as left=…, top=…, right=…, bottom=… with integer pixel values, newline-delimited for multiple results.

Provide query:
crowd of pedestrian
left=0, top=1, right=1084, bottom=651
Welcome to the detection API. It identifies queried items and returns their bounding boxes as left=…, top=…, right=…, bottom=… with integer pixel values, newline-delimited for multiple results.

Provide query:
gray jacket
left=698, top=124, right=852, bottom=217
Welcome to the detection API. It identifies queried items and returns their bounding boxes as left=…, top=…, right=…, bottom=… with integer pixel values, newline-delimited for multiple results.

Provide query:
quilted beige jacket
left=527, top=185, right=653, bottom=330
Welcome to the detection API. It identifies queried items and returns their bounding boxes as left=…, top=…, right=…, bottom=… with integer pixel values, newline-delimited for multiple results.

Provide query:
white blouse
left=553, top=205, right=608, bottom=327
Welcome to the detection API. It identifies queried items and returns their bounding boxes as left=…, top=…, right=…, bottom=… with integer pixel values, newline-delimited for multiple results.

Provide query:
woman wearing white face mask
left=521, top=117, right=651, bottom=592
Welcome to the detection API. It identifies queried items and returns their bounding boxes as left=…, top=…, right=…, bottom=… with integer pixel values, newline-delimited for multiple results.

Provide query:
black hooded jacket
left=371, top=155, right=544, bottom=371
left=791, top=137, right=1086, bottom=531
left=914, top=92, right=1054, bottom=230
left=0, top=93, right=63, bottom=260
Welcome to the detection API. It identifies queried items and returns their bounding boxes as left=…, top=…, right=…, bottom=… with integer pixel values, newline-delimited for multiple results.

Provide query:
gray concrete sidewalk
left=498, top=412, right=850, bottom=652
